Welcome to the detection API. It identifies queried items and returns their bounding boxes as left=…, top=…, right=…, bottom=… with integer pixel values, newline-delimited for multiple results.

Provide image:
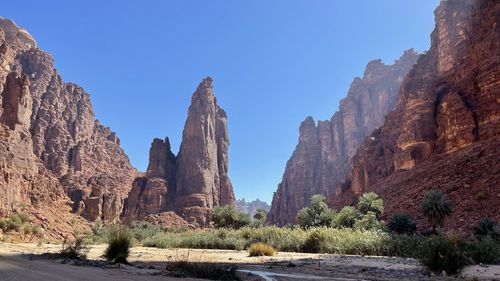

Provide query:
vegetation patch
left=166, top=252, right=239, bottom=280
left=248, top=242, right=275, bottom=256
left=104, top=224, right=131, bottom=264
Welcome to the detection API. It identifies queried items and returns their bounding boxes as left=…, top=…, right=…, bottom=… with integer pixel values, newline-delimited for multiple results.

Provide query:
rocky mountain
left=333, top=0, right=500, bottom=232
left=236, top=198, right=270, bottom=218
left=124, top=77, right=235, bottom=226
left=268, top=50, right=418, bottom=225
left=0, top=17, right=137, bottom=225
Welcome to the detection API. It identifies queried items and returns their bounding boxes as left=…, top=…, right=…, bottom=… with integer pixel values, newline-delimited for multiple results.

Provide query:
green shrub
left=213, top=205, right=250, bottom=229
left=4, top=217, right=22, bottom=232
left=354, top=211, right=384, bottom=230
left=129, top=221, right=164, bottom=242
left=248, top=242, right=275, bottom=256
left=421, top=190, right=453, bottom=232
left=357, top=192, right=384, bottom=218
left=105, top=224, right=131, bottom=264
left=60, top=237, right=88, bottom=259
left=472, top=218, right=498, bottom=238
left=0, top=218, right=6, bottom=230
left=253, top=208, right=267, bottom=222
left=417, top=235, right=469, bottom=274
left=334, top=206, right=362, bottom=228
left=467, top=237, right=500, bottom=264
left=296, top=194, right=336, bottom=228
left=388, top=213, right=417, bottom=234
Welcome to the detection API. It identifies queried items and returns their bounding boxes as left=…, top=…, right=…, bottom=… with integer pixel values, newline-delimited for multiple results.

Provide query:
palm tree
left=357, top=192, right=384, bottom=218
left=421, top=190, right=453, bottom=233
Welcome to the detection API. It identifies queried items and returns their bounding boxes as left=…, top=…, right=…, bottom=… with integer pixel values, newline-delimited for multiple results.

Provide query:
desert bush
left=60, top=237, right=88, bottom=259
left=417, top=235, right=469, bottom=274
left=334, top=206, right=362, bottom=228
left=253, top=208, right=267, bottom=222
left=248, top=242, right=275, bottom=256
left=421, top=190, right=453, bottom=232
left=105, top=224, right=131, bottom=264
left=357, top=192, right=384, bottom=218
left=129, top=221, right=165, bottom=242
left=472, top=218, right=498, bottom=238
left=166, top=252, right=239, bottom=280
left=466, top=237, right=500, bottom=264
left=301, top=227, right=390, bottom=255
left=387, top=213, right=417, bottom=234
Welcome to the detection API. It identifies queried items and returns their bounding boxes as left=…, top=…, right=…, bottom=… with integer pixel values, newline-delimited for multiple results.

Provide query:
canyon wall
left=124, top=77, right=235, bottom=226
left=334, top=0, right=500, bottom=231
left=267, top=50, right=418, bottom=225
left=0, top=17, right=136, bottom=222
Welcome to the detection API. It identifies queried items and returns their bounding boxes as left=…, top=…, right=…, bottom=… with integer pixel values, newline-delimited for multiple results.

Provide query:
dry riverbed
left=0, top=242, right=498, bottom=281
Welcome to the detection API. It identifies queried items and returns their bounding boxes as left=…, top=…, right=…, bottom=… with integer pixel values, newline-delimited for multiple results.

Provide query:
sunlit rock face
left=335, top=0, right=500, bottom=232
left=267, top=50, right=418, bottom=226
left=0, top=17, right=137, bottom=221
left=124, top=77, right=235, bottom=226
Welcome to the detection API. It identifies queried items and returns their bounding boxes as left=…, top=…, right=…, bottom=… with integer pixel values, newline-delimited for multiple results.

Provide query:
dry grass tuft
left=248, top=242, right=276, bottom=256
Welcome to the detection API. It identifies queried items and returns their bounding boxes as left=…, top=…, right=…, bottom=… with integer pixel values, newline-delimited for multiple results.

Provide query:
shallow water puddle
left=238, top=269, right=366, bottom=281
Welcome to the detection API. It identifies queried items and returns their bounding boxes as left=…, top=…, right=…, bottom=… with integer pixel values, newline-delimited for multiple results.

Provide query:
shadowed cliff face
left=335, top=0, right=500, bottom=232
left=0, top=18, right=137, bottom=221
left=124, top=77, right=235, bottom=227
left=268, top=50, right=419, bottom=226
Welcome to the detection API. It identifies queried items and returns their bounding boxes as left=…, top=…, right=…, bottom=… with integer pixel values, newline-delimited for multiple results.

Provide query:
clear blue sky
left=2, top=1, right=439, bottom=203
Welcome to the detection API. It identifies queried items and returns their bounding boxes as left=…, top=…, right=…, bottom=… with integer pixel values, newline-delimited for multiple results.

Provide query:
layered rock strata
left=0, top=17, right=136, bottom=222
left=268, top=50, right=418, bottom=225
left=124, top=77, right=235, bottom=226
left=334, top=0, right=500, bottom=231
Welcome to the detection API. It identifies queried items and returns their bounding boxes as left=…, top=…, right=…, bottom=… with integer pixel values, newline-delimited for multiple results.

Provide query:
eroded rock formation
left=268, top=50, right=418, bottom=226
left=124, top=77, right=235, bottom=226
left=334, top=0, right=500, bottom=231
left=0, top=17, right=136, bottom=222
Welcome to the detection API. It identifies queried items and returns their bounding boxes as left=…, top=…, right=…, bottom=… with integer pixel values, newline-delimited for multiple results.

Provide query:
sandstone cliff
left=268, top=50, right=418, bottom=226
left=0, top=17, right=136, bottom=223
left=334, top=0, right=500, bottom=231
left=124, top=77, right=235, bottom=226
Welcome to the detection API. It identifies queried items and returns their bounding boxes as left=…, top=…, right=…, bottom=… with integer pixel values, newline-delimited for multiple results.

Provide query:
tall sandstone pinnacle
left=268, top=50, right=418, bottom=226
left=124, top=77, right=235, bottom=226
left=334, top=0, right=500, bottom=232
left=175, top=77, right=235, bottom=224
left=0, top=17, right=137, bottom=222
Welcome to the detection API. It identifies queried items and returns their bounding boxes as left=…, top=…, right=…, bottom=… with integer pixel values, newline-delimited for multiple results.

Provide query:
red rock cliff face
left=124, top=77, right=235, bottom=226
left=0, top=17, right=137, bottom=222
left=268, top=51, right=418, bottom=225
left=335, top=0, right=500, bottom=232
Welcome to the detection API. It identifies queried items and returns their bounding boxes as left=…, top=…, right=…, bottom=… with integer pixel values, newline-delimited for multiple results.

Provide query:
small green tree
left=387, top=213, right=417, bottom=234
left=357, top=192, right=384, bottom=218
left=421, top=190, right=453, bottom=232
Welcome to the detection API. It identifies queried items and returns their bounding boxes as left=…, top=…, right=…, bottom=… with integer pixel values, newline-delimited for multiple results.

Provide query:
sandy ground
left=0, top=242, right=498, bottom=281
